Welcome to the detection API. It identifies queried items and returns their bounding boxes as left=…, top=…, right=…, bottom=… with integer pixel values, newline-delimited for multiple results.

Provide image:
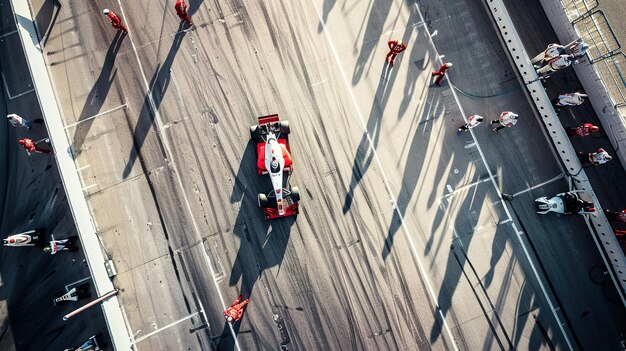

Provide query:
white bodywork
left=3, top=230, right=39, bottom=246
left=264, top=132, right=286, bottom=215
left=535, top=195, right=565, bottom=214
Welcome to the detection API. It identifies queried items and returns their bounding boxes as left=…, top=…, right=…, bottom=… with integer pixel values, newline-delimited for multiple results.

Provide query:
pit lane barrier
left=482, top=0, right=626, bottom=308
left=9, top=0, right=133, bottom=350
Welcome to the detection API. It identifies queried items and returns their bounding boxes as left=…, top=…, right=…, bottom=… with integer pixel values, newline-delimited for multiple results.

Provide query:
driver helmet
left=271, top=157, right=278, bottom=170
left=103, top=9, right=110, bottom=15
left=43, top=247, right=51, bottom=253
left=226, top=315, right=234, bottom=322
left=445, top=62, right=453, bottom=68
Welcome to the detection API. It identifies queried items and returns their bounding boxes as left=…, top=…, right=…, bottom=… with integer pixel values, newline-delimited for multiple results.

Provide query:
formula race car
left=3, top=229, right=44, bottom=247
left=535, top=190, right=595, bottom=215
left=250, top=114, right=300, bottom=219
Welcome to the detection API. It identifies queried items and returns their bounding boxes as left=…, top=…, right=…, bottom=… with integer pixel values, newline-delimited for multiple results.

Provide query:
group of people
left=408, top=38, right=622, bottom=231
left=6, top=114, right=53, bottom=155
left=103, top=0, right=193, bottom=34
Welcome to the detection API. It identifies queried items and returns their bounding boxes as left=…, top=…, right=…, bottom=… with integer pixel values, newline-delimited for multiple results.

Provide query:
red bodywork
left=254, top=114, right=299, bottom=219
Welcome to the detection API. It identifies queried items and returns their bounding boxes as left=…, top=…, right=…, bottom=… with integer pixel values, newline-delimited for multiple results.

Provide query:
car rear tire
left=279, top=121, right=290, bottom=135
left=290, top=186, right=300, bottom=202
left=258, top=193, right=268, bottom=208
left=250, top=125, right=261, bottom=140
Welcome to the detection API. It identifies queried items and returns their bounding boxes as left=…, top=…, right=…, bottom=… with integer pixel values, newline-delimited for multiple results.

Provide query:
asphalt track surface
left=6, top=0, right=626, bottom=350
left=0, top=1, right=111, bottom=350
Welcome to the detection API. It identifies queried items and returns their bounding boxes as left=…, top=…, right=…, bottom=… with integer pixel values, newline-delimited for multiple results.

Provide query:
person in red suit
left=175, top=0, right=193, bottom=26
left=566, top=123, right=600, bottom=137
left=431, top=62, right=453, bottom=85
left=103, top=9, right=128, bottom=33
left=18, top=138, right=53, bottom=155
left=386, top=40, right=406, bottom=66
left=224, top=295, right=250, bottom=322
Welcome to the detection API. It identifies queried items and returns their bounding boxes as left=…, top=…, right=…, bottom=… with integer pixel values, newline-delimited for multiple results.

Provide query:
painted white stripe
left=117, top=2, right=238, bottom=348
left=77, top=164, right=91, bottom=171
left=0, top=30, right=17, bottom=38
left=64, top=104, right=127, bottom=129
left=64, top=276, right=91, bottom=291
left=440, top=176, right=494, bottom=200
left=133, top=313, right=199, bottom=344
left=511, top=173, right=566, bottom=197
left=416, top=3, right=574, bottom=349
left=82, top=183, right=97, bottom=191
left=464, top=142, right=476, bottom=149
left=311, top=3, right=459, bottom=350
left=1, top=72, right=35, bottom=100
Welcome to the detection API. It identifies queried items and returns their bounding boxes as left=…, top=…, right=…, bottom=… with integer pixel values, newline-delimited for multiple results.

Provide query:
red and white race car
left=250, top=114, right=300, bottom=219
left=3, top=229, right=44, bottom=247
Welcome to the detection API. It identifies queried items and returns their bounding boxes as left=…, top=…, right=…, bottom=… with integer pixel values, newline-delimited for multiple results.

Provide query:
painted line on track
left=64, top=104, right=127, bottom=129
left=116, top=2, right=239, bottom=349
left=511, top=173, right=566, bottom=197
left=133, top=312, right=200, bottom=345
left=310, top=2, right=460, bottom=350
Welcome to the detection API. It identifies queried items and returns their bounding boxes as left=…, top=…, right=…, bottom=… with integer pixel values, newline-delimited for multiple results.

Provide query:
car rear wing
left=258, top=114, right=280, bottom=124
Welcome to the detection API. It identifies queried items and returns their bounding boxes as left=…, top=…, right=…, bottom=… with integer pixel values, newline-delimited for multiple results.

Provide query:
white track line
left=0, top=29, right=17, bottom=38
left=511, top=173, right=565, bottom=197
left=310, top=2, right=459, bottom=350
left=64, top=276, right=91, bottom=291
left=116, top=2, right=239, bottom=349
left=414, top=3, right=574, bottom=350
left=64, top=104, right=127, bottom=129
left=133, top=312, right=199, bottom=344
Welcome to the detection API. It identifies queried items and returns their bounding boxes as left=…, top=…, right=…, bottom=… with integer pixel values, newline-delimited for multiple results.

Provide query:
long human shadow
left=71, top=32, right=124, bottom=156
left=342, top=63, right=398, bottom=213
left=187, top=0, right=205, bottom=17
left=122, top=24, right=186, bottom=178
left=216, top=140, right=296, bottom=350
left=381, top=86, right=444, bottom=260
left=317, top=0, right=337, bottom=33
left=352, top=0, right=393, bottom=85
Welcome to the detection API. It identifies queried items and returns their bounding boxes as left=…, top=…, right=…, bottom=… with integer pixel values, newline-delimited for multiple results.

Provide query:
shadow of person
left=351, top=0, right=394, bottom=85
left=70, top=32, right=124, bottom=156
left=122, top=23, right=186, bottom=178
left=342, top=63, right=397, bottom=213
left=317, top=0, right=337, bottom=33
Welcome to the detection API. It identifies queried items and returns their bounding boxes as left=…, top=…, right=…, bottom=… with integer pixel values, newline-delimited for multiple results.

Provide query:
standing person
left=431, top=62, right=453, bottom=86
left=18, top=138, right=53, bottom=155
left=490, top=111, right=519, bottom=133
left=103, top=9, right=128, bottom=33
left=536, top=54, right=574, bottom=76
left=175, top=0, right=193, bottom=26
left=577, top=148, right=611, bottom=166
left=553, top=92, right=587, bottom=107
left=566, top=123, right=600, bottom=137
left=385, top=40, right=406, bottom=66
left=604, top=209, right=626, bottom=223
left=531, top=43, right=565, bottom=65
left=457, top=115, right=483, bottom=135
left=224, top=295, right=250, bottom=323
left=6, top=113, right=31, bottom=130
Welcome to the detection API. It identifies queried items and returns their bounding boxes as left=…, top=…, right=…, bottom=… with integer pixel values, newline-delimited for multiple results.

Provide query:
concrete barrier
left=483, top=0, right=626, bottom=307
left=8, top=1, right=132, bottom=349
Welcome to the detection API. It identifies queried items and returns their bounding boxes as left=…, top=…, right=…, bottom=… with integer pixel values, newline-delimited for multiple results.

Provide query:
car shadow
left=215, top=138, right=297, bottom=350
